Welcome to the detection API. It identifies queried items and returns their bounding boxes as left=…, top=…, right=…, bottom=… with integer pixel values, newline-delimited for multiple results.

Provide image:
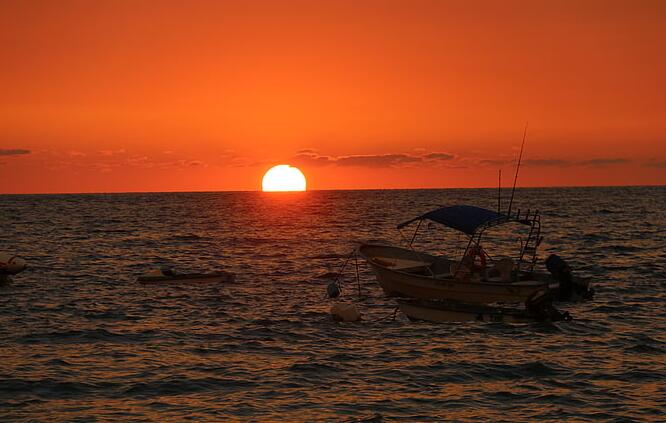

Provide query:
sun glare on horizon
left=262, top=165, right=307, bottom=192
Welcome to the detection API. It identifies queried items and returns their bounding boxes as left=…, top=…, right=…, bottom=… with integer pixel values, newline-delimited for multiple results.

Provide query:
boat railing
left=456, top=209, right=542, bottom=280
left=402, top=206, right=544, bottom=281
left=513, top=209, right=541, bottom=274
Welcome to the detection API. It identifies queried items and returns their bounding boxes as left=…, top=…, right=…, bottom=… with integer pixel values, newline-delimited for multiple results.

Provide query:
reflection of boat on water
left=137, top=268, right=235, bottom=285
left=357, top=205, right=592, bottom=305
left=397, top=290, right=572, bottom=323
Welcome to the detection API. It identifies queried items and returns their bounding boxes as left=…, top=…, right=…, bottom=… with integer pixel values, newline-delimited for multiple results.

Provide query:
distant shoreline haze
left=1, top=184, right=664, bottom=196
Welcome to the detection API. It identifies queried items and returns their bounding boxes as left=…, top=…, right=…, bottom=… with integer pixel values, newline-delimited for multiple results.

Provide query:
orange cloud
left=0, top=149, right=30, bottom=156
left=292, top=151, right=456, bottom=168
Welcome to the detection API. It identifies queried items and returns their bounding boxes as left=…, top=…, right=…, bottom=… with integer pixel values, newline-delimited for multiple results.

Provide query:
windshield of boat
left=407, top=220, right=534, bottom=264
left=477, top=221, right=534, bottom=263
left=407, top=221, right=470, bottom=260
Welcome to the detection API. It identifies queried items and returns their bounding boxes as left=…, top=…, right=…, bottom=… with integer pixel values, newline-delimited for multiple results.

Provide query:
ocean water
left=0, top=187, right=664, bottom=421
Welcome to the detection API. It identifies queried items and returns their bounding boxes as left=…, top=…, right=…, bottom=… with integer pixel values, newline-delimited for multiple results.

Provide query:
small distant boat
left=137, top=268, right=235, bottom=285
left=358, top=205, right=592, bottom=304
left=0, top=252, right=27, bottom=284
left=397, top=290, right=572, bottom=323
left=0, top=253, right=27, bottom=275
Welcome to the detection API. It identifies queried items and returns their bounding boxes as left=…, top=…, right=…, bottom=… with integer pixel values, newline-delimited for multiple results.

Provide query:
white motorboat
left=358, top=205, right=592, bottom=304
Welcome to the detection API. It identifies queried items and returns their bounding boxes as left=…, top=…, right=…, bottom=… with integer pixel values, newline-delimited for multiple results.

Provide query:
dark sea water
left=1, top=187, right=665, bottom=421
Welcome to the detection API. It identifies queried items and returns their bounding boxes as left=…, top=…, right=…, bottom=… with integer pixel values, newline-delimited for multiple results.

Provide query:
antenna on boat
left=497, top=169, right=501, bottom=215
left=507, top=122, right=528, bottom=217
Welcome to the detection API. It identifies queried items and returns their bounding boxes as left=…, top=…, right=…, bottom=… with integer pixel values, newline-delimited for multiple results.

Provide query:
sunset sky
left=1, top=0, right=664, bottom=193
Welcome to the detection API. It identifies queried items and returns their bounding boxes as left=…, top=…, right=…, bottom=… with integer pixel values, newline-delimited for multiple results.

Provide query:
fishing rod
left=507, top=122, right=528, bottom=216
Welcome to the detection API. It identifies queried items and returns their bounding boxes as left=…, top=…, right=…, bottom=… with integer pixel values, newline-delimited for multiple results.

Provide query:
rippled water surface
left=1, top=187, right=665, bottom=421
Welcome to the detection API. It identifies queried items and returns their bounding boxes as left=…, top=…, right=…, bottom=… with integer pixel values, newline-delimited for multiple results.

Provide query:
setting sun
left=262, top=165, right=307, bottom=192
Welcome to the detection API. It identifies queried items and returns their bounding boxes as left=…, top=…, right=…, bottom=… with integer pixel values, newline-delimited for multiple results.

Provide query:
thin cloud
left=423, top=152, right=455, bottom=161
left=216, top=151, right=255, bottom=167
left=582, top=158, right=630, bottom=166
left=296, top=148, right=319, bottom=154
left=478, top=157, right=630, bottom=168
left=644, top=160, right=666, bottom=168
left=292, top=153, right=334, bottom=167
left=44, top=149, right=209, bottom=173
left=479, top=159, right=513, bottom=166
left=336, top=154, right=422, bottom=167
left=291, top=152, right=632, bottom=170
left=523, top=159, right=571, bottom=167
left=98, top=149, right=126, bottom=156
left=292, top=150, right=456, bottom=168
left=0, top=148, right=30, bottom=156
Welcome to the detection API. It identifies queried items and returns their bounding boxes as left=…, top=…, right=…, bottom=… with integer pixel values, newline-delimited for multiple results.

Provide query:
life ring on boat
left=465, top=246, right=486, bottom=274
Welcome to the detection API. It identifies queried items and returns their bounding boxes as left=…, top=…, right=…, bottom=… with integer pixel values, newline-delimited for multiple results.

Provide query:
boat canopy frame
left=398, top=205, right=543, bottom=277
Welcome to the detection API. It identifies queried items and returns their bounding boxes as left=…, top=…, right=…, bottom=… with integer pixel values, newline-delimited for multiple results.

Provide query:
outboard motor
left=545, top=254, right=594, bottom=301
left=545, top=254, right=573, bottom=300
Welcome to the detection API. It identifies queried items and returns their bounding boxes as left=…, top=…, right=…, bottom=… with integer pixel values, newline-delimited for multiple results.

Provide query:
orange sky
left=1, top=0, right=665, bottom=193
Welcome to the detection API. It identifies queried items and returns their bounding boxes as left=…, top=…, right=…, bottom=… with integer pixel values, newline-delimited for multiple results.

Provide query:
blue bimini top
left=397, top=205, right=514, bottom=235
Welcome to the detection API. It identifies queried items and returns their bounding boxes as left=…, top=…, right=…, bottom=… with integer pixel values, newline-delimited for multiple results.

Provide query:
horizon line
left=1, top=183, right=664, bottom=196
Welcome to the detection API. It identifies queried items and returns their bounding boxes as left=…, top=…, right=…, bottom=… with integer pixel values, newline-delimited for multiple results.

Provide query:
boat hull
left=372, top=264, right=545, bottom=303
left=358, top=244, right=548, bottom=304
left=397, top=299, right=538, bottom=323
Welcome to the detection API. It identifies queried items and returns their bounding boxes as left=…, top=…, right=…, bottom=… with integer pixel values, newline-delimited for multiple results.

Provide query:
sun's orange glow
left=262, top=165, right=306, bottom=192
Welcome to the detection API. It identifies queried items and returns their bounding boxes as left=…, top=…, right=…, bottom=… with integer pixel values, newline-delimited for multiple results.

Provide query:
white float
left=330, top=303, right=362, bottom=322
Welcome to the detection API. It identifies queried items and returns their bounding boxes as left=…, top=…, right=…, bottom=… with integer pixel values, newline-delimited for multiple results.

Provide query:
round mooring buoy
left=330, top=302, right=361, bottom=322
left=326, top=281, right=341, bottom=298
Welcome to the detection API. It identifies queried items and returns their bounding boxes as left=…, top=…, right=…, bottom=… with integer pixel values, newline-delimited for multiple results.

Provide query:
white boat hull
left=359, top=244, right=549, bottom=304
